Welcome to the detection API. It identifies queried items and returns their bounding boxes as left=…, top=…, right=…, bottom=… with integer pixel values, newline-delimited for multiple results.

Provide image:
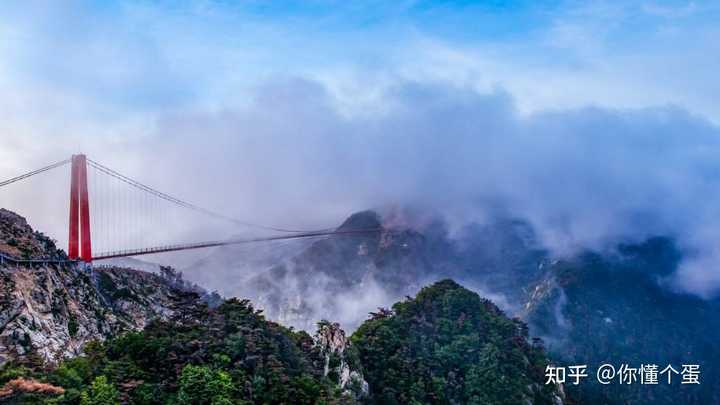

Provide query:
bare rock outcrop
left=0, top=209, right=192, bottom=366
left=314, top=320, right=368, bottom=400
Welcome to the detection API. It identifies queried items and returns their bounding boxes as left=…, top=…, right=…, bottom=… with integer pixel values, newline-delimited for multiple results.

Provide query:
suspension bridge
left=1, top=154, right=377, bottom=264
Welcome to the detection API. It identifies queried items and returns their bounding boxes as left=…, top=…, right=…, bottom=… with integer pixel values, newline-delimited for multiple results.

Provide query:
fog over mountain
left=3, top=2, right=720, bottom=299
left=3, top=2, right=720, bottom=403
left=6, top=78, right=720, bottom=301
left=155, top=79, right=720, bottom=299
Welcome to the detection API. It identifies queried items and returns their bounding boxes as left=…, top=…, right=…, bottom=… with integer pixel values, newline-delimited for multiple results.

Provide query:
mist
left=2, top=2, right=720, bottom=302
left=146, top=78, right=719, bottom=299
left=4, top=77, right=720, bottom=300
left=4, top=5, right=720, bottom=403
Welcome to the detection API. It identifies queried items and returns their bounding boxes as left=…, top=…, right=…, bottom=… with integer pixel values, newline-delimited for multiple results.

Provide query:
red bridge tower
left=68, top=154, right=92, bottom=262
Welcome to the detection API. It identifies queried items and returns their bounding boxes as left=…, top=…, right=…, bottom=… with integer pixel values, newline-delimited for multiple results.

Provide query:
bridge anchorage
left=1, top=153, right=380, bottom=264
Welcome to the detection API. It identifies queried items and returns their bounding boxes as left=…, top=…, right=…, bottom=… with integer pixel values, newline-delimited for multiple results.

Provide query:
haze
left=1, top=1, right=720, bottom=297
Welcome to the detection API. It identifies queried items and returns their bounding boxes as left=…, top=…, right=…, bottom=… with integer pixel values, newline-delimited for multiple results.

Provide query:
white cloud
left=1, top=1, right=720, bottom=298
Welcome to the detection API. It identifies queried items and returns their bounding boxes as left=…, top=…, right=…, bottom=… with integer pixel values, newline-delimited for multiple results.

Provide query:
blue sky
left=2, top=1, right=718, bottom=120
left=2, top=1, right=720, bottom=297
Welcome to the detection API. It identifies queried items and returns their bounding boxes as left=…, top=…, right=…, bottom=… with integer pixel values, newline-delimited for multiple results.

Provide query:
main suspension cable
left=0, top=159, right=71, bottom=188
left=87, top=158, right=335, bottom=233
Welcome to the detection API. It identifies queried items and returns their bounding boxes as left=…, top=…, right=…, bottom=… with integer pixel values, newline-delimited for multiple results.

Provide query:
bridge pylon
left=68, top=154, right=92, bottom=262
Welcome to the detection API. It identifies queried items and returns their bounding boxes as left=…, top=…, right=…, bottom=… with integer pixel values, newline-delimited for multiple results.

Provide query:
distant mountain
left=184, top=210, right=548, bottom=331
left=182, top=234, right=312, bottom=299
left=186, top=208, right=720, bottom=403
left=523, top=238, right=720, bottom=404
left=183, top=210, right=438, bottom=330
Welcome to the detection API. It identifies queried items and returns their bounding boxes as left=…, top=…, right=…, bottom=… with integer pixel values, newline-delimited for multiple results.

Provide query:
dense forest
left=352, top=280, right=560, bottom=405
left=526, top=242, right=720, bottom=404
left=0, top=281, right=560, bottom=404
left=0, top=291, right=351, bottom=404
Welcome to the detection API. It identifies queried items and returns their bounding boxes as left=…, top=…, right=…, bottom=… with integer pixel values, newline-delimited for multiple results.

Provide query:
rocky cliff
left=0, top=209, right=190, bottom=366
left=315, top=320, right=368, bottom=399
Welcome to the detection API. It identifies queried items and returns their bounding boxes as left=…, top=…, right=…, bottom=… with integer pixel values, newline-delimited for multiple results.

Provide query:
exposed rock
left=0, top=209, right=66, bottom=260
left=0, top=263, right=190, bottom=366
left=314, top=320, right=368, bottom=400
left=0, top=209, right=194, bottom=366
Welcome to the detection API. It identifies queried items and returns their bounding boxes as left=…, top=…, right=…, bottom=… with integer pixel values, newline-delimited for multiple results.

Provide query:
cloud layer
left=2, top=1, right=720, bottom=298
left=153, top=79, right=720, bottom=297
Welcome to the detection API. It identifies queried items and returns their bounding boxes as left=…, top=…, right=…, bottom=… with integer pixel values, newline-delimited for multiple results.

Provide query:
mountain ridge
left=184, top=208, right=720, bottom=403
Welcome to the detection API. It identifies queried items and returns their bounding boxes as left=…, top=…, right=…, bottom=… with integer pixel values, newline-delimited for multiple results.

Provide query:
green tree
left=177, top=364, right=234, bottom=405
left=80, top=375, right=119, bottom=405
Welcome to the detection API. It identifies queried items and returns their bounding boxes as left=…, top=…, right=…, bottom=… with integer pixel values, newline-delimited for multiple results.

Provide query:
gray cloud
left=144, top=78, right=720, bottom=297
left=2, top=2, right=720, bottom=299
left=4, top=76, right=720, bottom=297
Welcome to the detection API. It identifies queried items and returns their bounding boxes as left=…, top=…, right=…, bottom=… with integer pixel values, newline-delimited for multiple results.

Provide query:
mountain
left=3, top=206, right=716, bottom=403
left=184, top=209, right=549, bottom=331
left=0, top=208, right=563, bottom=404
left=0, top=296, right=368, bottom=404
left=185, top=208, right=720, bottom=403
left=351, top=279, right=564, bottom=405
left=523, top=238, right=720, bottom=404
left=0, top=277, right=560, bottom=404
left=0, top=209, right=195, bottom=367
left=185, top=210, right=445, bottom=331
left=0, top=209, right=369, bottom=404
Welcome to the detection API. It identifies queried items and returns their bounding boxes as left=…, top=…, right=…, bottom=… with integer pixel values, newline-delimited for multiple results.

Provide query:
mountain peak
left=337, top=210, right=382, bottom=231
left=0, top=208, right=65, bottom=260
left=352, top=277, right=565, bottom=404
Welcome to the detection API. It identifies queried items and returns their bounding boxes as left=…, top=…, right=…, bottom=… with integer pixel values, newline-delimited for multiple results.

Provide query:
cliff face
left=0, top=264, right=188, bottom=366
left=314, top=320, right=368, bottom=399
left=0, top=209, right=187, bottom=366
left=0, top=209, right=66, bottom=261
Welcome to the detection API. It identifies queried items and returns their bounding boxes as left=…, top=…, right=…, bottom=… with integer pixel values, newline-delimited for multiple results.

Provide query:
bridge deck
left=92, top=228, right=378, bottom=260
